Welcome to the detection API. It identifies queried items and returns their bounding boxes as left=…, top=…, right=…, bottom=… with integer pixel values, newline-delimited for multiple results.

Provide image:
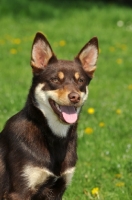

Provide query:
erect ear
left=76, top=37, right=99, bottom=78
left=31, top=32, right=57, bottom=74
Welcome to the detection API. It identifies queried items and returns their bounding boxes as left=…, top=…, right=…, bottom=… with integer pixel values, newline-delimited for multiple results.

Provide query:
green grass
left=0, top=1, right=132, bottom=199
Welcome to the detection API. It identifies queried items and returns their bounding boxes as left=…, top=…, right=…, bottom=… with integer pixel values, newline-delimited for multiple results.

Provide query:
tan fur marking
left=62, top=167, right=75, bottom=186
left=58, top=71, right=64, bottom=80
left=74, top=72, right=80, bottom=80
left=23, top=166, right=54, bottom=190
left=48, top=87, right=85, bottom=106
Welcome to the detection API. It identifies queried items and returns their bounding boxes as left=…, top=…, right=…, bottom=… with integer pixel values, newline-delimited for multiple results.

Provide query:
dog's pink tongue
left=60, top=106, right=77, bottom=124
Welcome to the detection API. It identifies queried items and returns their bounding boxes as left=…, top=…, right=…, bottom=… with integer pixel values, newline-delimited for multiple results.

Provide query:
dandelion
left=87, top=108, right=95, bottom=114
left=59, top=40, right=66, bottom=47
left=116, top=58, right=123, bottom=64
left=115, top=174, right=122, bottom=179
left=117, top=20, right=124, bottom=27
left=116, top=109, right=122, bottom=114
left=84, top=127, right=94, bottom=135
left=91, top=187, right=99, bottom=198
left=128, top=84, right=132, bottom=90
left=99, top=122, right=105, bottom=127
left=115, top=182, right=125, bottom=187
left=120, top=44, right=127, bottom=51
left=109, top=46, right=115, bottom=52
left=12, top=38, right=21, bottom=45
left=10, top=48, right=17, bottom=54
left=99, top=48, right=101, bottom=54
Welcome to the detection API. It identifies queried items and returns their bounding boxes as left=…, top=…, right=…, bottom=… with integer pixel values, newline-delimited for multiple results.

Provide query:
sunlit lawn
left=0, top=1, right=132, bottom=199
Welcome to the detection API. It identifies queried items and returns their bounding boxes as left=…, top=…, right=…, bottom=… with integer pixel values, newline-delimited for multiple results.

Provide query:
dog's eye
left=78, top=78, right=84, bottom=83
left=50, top=78, right=59, bottom=83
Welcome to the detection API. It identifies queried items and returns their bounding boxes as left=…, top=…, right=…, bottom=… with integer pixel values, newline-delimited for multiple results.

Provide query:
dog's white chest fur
left=22, top=165, right=75, bottom=190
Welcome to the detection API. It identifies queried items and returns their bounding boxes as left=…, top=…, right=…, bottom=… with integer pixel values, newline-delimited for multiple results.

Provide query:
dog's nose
left=68, top=92, right=80, bottom=104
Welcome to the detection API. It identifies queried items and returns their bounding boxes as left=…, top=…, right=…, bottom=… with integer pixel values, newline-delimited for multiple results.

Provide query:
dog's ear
left=76, top=37, right=99, bottom=78
left=31, top=32, right=57, bottom=74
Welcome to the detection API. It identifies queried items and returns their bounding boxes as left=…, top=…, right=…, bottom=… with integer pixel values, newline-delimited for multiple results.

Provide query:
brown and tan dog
left=0, top=32, right=99, bottom=200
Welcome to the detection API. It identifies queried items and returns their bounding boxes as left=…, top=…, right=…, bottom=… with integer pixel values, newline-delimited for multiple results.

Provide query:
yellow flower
left=99, top=48, right=101, bottom=53
left=99, top=122, right=105, bottom=127
left=109, top=46, right=115, bottom=52
left=115, top=182, right=125, bottom=187
left=59, top=40, right=66, bottom=47
left=121, top=44, right=127, bottom=51
left=116, top=58, right=123, bottom=64
left=128, top=84, right=132, bottom=90
left=116, top=109, right=122, bottom=114
left=12, top=38, right=21, bottom=45
left=91, top=187, right=99, bottom=196
left=87, top=108, right=95, bottom=114
left=115, top=174, right=122, bottom=179
left=84, top=127, right=93, bottom=135
left=10, top=48, right=17, bottom=54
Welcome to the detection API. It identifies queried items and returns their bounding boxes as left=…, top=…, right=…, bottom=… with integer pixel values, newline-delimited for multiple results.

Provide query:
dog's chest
left=22, top=165, right=75, bottom=190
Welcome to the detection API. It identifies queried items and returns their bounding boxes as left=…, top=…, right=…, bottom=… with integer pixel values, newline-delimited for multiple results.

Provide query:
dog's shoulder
left=0, top=110, right=41, bottom=147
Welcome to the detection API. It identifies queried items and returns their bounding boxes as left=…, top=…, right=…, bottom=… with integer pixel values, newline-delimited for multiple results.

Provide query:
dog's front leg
left=41, top=189, right=64, bottom=200
left=6, top=192, right=31, bottom=200
left=36, top=177, right=66, bottom=200
left=47, top=178, right=66, bottom=200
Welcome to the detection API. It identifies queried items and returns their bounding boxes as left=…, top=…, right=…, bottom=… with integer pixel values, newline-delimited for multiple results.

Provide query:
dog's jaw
left=49, top=99, right=78, bottom=124
left=35, top=83, right=71, bottom=137
left=34, top=83, right=88, bottom=137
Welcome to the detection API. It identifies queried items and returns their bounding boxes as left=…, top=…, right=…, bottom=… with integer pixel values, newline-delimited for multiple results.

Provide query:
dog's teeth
left=56, top=103, right=61, bottom=112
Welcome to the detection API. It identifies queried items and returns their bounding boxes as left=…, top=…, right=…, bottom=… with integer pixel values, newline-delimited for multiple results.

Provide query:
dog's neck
left=38, top=103, right=71, bottom=137
left=25, top=95, right=77, bottom=138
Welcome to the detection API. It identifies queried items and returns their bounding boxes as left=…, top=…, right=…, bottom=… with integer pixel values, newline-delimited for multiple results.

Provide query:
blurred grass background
left=0, top=0, right=132, bottom=199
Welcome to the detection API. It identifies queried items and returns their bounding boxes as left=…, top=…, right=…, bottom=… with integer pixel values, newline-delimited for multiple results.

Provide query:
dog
left=0, top=32, right=99, bottom=200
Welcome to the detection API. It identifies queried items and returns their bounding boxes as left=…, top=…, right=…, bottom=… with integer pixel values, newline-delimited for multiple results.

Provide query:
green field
left=0, top=1, right=132, bottom=199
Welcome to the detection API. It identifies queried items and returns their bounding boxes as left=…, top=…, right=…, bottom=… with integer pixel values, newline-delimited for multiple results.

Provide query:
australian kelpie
left=0, top=32, right=99, bottom=200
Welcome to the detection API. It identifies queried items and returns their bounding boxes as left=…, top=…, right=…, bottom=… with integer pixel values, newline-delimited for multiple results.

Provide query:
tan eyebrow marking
left=74, top=72, right=80, bottom=80
left=58, top=71, right=64, bottom=80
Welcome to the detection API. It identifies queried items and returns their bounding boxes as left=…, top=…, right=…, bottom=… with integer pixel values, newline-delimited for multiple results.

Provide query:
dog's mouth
left=49, top=99, right=78, bottom=124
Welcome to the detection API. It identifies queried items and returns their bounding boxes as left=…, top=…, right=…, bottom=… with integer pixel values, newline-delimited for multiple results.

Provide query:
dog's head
left=30, top=32, right=98, bottom=131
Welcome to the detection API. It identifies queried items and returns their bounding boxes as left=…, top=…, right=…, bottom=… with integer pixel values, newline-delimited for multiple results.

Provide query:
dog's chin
left=49, top=99, right=79, bottom=125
